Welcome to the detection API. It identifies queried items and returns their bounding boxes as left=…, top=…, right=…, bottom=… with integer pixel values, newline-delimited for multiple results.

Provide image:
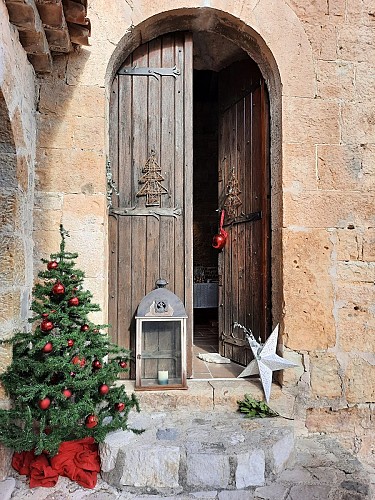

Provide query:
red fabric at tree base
left=11, top=437, right=100, bottom=489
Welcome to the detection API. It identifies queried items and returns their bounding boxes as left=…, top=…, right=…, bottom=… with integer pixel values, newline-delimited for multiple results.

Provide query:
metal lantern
left=135, top=279, right=187, bottom=390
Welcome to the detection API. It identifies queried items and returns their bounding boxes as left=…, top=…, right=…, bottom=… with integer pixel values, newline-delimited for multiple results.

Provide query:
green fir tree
left=0, top=225, right=140, bottom=457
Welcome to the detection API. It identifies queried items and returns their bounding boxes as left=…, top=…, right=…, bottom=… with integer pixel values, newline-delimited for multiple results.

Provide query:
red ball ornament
left=99, top=384, right=109, bottom=395
left=41, top=313, right=49, bottom=318
left=93, top=329, right=100, bottom=334
left=44, top=427, right=52, bottom=435
left=40, top=320, right=54, bottom=332
left=85, top=414, right=98, bottom=429
left=114, top=402, right=125, bottom=412
left=119, top=360, right=127, bottom=369
left=67, top=339, right=74, bottom=347
left=42, top=342, right=53, bottom=353
left=72, top=355, right=85, bottom=367
left=80, top=324, right=90, bottom=332
left=52, top=282, right=65, bottom=295
left=38, top=397, right=51, bottom=410
left=62, top=388, right=72, bottom=398
left=47, top=261, right=58, bottom=270
left=68, top=297, right=79, bottom=307
left=92, top=359, right=102, bottom=370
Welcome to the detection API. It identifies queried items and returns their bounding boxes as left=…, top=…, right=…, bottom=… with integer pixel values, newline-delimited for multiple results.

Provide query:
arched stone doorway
left=107, top=10, right=282, bottom=378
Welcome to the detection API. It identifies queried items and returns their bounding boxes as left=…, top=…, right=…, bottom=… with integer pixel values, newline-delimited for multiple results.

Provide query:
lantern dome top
left=136, top=280, right=187, bottom=318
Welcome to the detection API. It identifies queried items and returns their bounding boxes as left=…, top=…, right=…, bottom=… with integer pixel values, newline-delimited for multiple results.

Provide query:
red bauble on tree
left=40, top=320, right=54, bottom=332
left=67, top=339, right=74, bottom=347
left=62, top=388, right=72, bottom=398
left=85, top=414, right=98, bottom=429
left=47, top=261, right=58, bottom=270
left=119, top=360, right=127, bottom=369
left=68, top=297, right=79, bottom=307
left=80, top=324, right=89, bottom=332
left=92, top=359, right=102, bottom=370
left=114, top=402, right=125, bottom=412
left=72, top=355, right=85, bottom=367
left=52, top=282, right=65, bottom=295
left=41, top=313, right=49, bottom=318
left=98, top=384, right=109, bottom=395
left=42, top=342, right=53, bottom=354
left=38, top=398, right=51, bottom=410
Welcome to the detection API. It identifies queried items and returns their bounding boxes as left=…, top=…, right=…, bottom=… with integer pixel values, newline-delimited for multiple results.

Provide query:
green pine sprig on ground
left=237, top=394, right=279, bottom=418
left=0, top=225, right=141, bottom=456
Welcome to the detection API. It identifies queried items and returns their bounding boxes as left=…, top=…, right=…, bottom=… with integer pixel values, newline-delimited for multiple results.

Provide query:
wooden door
left=218, top=59, right=271, bottom=366
left=108, top=33, right=193, bottom=377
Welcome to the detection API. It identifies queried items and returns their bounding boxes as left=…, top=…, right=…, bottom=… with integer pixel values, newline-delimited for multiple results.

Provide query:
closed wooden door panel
left=109, top=33, right=193, bottom=377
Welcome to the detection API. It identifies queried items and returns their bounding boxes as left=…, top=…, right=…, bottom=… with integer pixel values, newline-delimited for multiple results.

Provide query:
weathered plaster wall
left=29, top=0, right=374, bottom=463
left=0, top=0, right=37, bottom=478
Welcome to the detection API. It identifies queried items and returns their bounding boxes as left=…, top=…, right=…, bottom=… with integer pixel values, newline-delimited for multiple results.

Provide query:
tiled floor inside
left=193, top=323, right=244, bottom=379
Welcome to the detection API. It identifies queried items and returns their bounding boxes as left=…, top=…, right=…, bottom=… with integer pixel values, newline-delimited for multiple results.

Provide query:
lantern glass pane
left=141, top=320, right=182, bottom=387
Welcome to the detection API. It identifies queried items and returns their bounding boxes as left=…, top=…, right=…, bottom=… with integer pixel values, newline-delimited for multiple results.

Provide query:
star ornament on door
left=235, top=323, right=297, bottom=403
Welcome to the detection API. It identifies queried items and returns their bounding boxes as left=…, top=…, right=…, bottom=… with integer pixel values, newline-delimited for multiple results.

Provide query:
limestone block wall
left=0, top=0, right=37, bottom=478
left=28, top=0, right=374, bottom=461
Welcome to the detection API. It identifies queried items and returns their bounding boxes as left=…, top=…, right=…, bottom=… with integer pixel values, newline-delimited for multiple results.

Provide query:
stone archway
left=0, top=4, right=38, bottom=478
left=105, top=5, right=315, bottom=341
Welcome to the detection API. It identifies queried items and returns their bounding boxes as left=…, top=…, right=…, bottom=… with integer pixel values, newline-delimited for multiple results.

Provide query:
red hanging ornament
left=212, top=210, right=228, bottom=250
left=114, top=402, right=125, bottom=412
left=92, top=359, right=102, bottom=370
left=62, top=388, right=72, bottom=398
left=38, top=397, right=51, bottom=410
left=93, top=328, right=100, bottom=334
left=85, top=414, right=98, bottom=428
left=80, top=324, right=90, bottom=332
left=68, top=297, right=79, bottom=307
left=52, top=282, right=65, bottom=295
left=40, top=320, right=54, bottom=332
left=98, top=384, right=109, bottom=395
left=44, top=427, right=52, bottom=435
left=72, top=355, right=86, bottom=367
left=47, top=261, right=58, bottom=270
left=119, top=360, right=127, bottom=369
left=42, top=342, right=53, bottom=354
left=41, top=313, right=49, bottom=318
left=67, top=339, right=74, bottom=347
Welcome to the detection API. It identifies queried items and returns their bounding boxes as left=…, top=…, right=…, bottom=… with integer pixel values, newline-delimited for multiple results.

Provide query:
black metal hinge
left=118, top=66, right=180, bottom=79
left=223, top=211, right=262, bottom=227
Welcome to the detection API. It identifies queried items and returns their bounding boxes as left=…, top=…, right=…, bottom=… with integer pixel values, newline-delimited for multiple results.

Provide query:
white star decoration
left=237, top=324, right=297, bottom=402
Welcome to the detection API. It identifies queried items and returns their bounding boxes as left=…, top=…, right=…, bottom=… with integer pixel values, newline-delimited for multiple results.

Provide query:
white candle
left=158, top=370, right=169, bottom=385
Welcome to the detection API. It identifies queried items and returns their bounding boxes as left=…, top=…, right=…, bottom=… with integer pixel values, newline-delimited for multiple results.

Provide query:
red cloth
left=51, top=437, right=100, bottom=489
left=12, top=450, right=35, bottom=475
left=12, top=437, right=100, bottom=489
left=29, top=454, right=59, bottom=488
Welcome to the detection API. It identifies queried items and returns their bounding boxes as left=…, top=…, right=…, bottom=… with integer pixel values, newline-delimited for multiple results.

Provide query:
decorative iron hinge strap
left=110, top=207, right=182, bottom=220
left=223, top=211, right=262, bottom=227
left=118, top=66, right=180, bottom=79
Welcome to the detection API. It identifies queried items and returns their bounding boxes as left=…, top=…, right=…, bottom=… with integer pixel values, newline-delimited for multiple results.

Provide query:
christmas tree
left=0, top=226, right=140, bottom=459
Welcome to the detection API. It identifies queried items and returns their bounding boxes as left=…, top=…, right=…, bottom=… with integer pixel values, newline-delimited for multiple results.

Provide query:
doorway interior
left=192, top=34, right=254, bottom=379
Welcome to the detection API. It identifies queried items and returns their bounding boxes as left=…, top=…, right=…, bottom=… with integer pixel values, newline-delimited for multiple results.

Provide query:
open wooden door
left=218, top=59, right=271, bottom=366
left=108, top=33, right=193, bottom=377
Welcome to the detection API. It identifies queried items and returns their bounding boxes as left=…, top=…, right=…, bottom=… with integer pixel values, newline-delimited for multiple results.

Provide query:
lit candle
left=158, top=370, right=168, bottom=385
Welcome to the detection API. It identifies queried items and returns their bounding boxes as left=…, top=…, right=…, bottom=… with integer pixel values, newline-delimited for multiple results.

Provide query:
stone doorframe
left=104, top=2, right=315, bottom=347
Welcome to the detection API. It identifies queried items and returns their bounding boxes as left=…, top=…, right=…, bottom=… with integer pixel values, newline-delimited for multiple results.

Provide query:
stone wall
left=5, top=0, right=373, bottom=463
left=0, top=0, right=37, bottom=478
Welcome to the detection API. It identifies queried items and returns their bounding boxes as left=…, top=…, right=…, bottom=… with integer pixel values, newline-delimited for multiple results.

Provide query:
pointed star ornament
left=237, top=324, right=297, bottom=402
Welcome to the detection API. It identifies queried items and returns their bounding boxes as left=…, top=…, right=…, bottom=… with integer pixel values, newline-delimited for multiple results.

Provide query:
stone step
left=121, top=379, right=297, bottom=419
left=100, top=409, right=296, bottom=496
